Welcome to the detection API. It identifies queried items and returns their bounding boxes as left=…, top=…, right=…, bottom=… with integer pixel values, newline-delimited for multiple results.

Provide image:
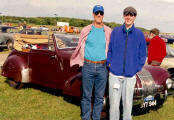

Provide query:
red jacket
left=147, top=36, right=166, bottom=64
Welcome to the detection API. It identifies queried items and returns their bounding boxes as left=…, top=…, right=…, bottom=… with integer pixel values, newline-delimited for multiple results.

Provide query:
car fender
left=161, top=57, right=174, bottom=80
left=144, top=65, right=170, bottom=85
left=63, top=73, right=82, bottom=97
left=1, top=54, right=31, bottom=83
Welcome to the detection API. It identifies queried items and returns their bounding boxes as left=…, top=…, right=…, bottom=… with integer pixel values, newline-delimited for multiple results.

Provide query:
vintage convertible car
left=1, top=33, right=174, bottom=117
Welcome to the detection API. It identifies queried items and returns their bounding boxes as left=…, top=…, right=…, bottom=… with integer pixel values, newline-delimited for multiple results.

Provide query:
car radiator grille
left=137, top=68, right=156, bottom=96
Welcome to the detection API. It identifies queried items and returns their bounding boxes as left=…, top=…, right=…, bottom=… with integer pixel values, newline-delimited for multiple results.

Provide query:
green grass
left=0, top=75, right=174, bottom=120
left=133, top=97, right=174, bottom=120
left=0, top=49, right=11, bottom=54
left=0, top=76, right=81, bottom=120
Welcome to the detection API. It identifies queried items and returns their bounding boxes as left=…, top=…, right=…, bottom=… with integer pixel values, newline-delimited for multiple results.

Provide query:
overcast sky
left=0, top=0, right=173, bottom=33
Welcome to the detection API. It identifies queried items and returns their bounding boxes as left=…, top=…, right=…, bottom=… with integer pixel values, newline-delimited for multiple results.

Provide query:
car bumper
left=0, top=44, right=7, bottom=47
left=133, top=87, right=168, bottom=106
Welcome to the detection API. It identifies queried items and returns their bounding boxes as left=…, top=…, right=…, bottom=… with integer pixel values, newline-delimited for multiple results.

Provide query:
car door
left=29, top=46, right=64, bottom=90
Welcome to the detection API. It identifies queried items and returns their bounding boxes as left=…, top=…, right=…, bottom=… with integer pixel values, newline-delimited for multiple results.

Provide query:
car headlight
left=166, top=78, right=173, bottom=89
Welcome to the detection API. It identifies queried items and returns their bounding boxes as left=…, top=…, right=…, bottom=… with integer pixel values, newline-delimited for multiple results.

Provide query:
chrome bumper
left=133, top=87, right=168, bottom=106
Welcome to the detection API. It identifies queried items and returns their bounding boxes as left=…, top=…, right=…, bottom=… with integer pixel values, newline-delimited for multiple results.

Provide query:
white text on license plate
left=140, top=100, right=157, bottom=108
left=140, top=95, right=157, bottom=108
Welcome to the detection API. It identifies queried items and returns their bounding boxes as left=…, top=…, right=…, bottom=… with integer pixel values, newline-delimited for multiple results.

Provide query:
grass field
left=0, top=76, right=81, bottom=120
left=0, top=75, right=174, bottom=120
left=0, top=49, right=11, bottom=54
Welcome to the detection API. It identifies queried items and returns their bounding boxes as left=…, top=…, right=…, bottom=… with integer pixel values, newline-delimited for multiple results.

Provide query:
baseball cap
left=93, top=5, right=104, bottom=13
left=123, top=6, right=137, bottom=16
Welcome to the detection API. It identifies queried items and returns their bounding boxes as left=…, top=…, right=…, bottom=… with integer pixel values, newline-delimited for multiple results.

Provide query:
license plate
left=144, top=95, right=154, bottom=102
left=140, top=95, right=157, bottom=108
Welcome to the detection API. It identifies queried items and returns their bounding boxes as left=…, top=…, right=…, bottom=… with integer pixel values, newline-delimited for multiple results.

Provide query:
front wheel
left=8, top=79, right=24, bottom=89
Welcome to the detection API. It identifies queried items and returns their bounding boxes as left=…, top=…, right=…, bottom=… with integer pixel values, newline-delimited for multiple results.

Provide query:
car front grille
left=137, top=68, right=157, bottom=96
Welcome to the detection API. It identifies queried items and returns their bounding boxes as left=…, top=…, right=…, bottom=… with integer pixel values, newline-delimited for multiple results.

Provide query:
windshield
left=55, top=34, right=79, bottom=49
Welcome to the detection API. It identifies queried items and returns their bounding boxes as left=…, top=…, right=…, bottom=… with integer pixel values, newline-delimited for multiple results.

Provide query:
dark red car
left=1, top=33, right=174, bottom=116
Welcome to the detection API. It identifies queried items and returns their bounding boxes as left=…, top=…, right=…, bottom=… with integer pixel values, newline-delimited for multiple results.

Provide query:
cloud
left=159, top=0, right=174, bottom=3
left=0, top=0, right=173, bottom=33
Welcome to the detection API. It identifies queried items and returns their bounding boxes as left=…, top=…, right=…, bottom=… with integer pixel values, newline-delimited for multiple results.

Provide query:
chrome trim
left=102, top=97, right=107, bottom=111
left=0, top=45, right=7, bottom=47
left=166, top=78, right=173, bottom=89
left=133, top=92, right=167, bottom=106
left=137, top=68, right=156, bottom=96
left=133, top=85, right=167, bottom=106
left=21, top=67, right=30, bottom=83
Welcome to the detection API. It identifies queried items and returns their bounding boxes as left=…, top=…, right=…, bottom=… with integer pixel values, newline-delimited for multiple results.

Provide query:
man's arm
left=107, top=30, right=114, bottom=67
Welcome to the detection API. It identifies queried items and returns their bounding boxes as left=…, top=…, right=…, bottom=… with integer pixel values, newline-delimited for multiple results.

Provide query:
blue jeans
left=109, top=72, right=136, bottom=120
left=81, top=61, right=108, bottom=120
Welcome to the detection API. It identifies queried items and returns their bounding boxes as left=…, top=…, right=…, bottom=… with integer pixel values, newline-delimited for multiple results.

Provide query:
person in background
left=23, top=21, right=27, bottom=30
left=70, top=5, right=111, bottom=120
left=147, top=28, right=166, bottom=66
left=107, top=6, right=146, bottom=120
left=144, top=31, right=151, bottom=46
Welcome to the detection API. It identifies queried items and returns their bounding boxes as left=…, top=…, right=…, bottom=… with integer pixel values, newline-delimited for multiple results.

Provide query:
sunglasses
left=124, top=12, right=136, bottom=17
left=94, top=11, right=104, bottom=16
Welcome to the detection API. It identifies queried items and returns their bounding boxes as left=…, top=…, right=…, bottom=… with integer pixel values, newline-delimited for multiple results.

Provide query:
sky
left=0, top=0, right=174, bottom=33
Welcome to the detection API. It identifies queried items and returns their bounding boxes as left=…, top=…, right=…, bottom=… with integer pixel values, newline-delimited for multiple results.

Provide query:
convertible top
left=13, top=34, right=49, bottom=51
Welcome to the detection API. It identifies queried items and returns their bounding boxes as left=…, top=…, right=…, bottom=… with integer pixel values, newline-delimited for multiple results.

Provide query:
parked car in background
left=0, top=25, right=19, bottom=50
left=1, top=33, right=174, bottom=118
left=39, top=26, right=49, bottom=31
left=19, top=27, right=48, bottom=35
left=160, top=34, right=174, bottom=44
left=161, top=43, right=174, bottom=94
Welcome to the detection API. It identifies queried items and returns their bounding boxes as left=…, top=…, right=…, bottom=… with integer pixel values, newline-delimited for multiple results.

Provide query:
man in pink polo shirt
left=70, top=5, right=111, bottom=120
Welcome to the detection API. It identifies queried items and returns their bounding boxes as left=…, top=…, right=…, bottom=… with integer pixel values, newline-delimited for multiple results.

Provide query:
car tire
left=7, top=41, right=13, bottom=50
left=168, top=68, right=174, bottom=80
left=8, top=79, right=24, bottom=89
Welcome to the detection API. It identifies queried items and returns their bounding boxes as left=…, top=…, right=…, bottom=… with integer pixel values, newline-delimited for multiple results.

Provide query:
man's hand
left=108, top=64, right=111, bottom=67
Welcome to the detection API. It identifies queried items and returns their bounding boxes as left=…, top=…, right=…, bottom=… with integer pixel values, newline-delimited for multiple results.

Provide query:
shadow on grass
left=5, top=78, right=172, bottom=120
left=132, top=101, right=166, bottom=116
left=4, top=78, right=81, bottom=106
left=27, top=83, right=81, bottom=106
left=132, top=105, right=151, bottom=116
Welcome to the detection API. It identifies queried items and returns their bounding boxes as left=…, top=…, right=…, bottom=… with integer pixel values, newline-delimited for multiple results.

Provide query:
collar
left=122, top=23, right=135, bottom=33
left=92, top=22, right=104, bottom=28
left=88, top=23, right=108, bottom=33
